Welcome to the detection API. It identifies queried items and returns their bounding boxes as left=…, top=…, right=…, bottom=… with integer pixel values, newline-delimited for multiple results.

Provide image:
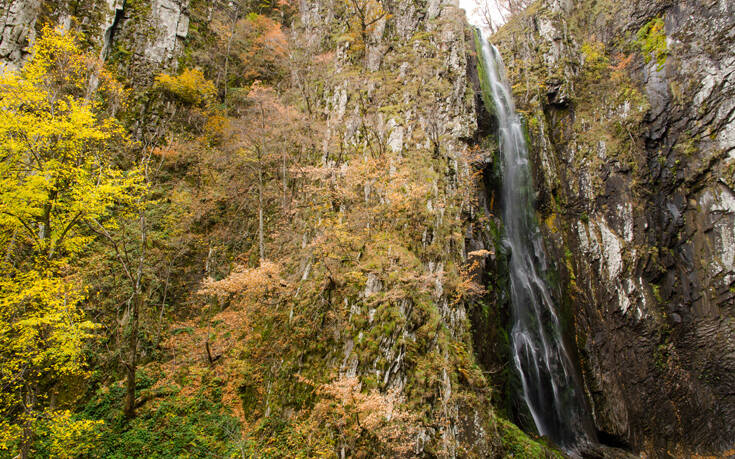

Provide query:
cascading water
left=475, top=30, right=594, bottom=451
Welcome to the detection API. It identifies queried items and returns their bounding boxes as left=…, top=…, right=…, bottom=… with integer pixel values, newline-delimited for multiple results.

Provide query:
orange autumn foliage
left=199, top=261, right=287, bottom=300
left=298, top=375, right=419, bottom=456
left=238, top=13, right=289, bottom=83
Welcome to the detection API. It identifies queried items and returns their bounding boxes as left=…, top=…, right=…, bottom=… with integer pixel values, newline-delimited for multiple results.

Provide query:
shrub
left=156, top=68, right=216, bottom=106
left=637, top=17, right=668, bottom=71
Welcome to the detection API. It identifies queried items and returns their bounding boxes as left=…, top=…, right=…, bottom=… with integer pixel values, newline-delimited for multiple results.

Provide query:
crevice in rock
left=102, top=0, right=125, bottom=60
left=596, top=429, right=633, bottom=451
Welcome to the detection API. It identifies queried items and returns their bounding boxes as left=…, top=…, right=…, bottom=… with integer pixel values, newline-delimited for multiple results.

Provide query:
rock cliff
left=0, top=0, right=188, bottom=72
left=492, top=0, right=735, bottom=456
left=296, top=0, right=497, bottom=455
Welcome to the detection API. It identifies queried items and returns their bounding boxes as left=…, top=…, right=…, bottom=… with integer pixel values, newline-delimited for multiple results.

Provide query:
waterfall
left=475, top=30, right=594, bottom=451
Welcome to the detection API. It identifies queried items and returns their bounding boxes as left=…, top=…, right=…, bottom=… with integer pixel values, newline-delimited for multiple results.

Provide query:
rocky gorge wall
left=492, top=0, right=735, bottom=456
left=264, top=1, right=566, bottom=455
left=296, top=0, right=498, bottom=455
left=0, top=0, right=188, bottom=71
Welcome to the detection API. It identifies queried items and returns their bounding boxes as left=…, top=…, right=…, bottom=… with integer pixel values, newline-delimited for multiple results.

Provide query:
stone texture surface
left=143, top=0, right=189, bottom=65
left=0, top=0, right=41, bottom=71
left=0, top=0, right=189, bottom=71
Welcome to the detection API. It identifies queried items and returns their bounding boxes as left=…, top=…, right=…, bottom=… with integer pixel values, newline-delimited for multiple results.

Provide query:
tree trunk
left=124, top=290, right=140, bottom=419
left=20, top=384, right=36, bottom=459
left=258, top=164, right=265, bottom=263
left=124, top=210, right=146, bottom=419
left=258, top=102, right=266, bottom=264
left=221, top=8, right=239, bottom=108
left=5, top=229, right=17, bottom=263
left=282, top=149, right=287, bottom=210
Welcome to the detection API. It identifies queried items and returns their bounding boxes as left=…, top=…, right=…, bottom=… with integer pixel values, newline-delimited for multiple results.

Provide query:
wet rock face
left=494, top=0, right=735, bottom=456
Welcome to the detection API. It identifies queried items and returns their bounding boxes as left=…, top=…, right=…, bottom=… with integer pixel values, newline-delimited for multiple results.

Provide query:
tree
left=469, top=0, right=533, bottom=33
left=304, top=376, right=419, bottom=457
left=237, top=13, right=289, bottom=84
left=86, top=159, right=152, bottom=421
left=227, top=82, right=307, bottom=264
left=204, top=7, right=289, bottom=105
left=82, top=67, right=218, bottom=421
left=0, top=27, right=136, bottom=457
left=340, top=0, right=390, bottom=61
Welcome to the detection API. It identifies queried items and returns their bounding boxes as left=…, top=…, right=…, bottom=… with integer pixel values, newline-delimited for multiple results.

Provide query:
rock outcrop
left=0, top=0, right=41, bottom=70
left=0, top=0, right=188, bottom=71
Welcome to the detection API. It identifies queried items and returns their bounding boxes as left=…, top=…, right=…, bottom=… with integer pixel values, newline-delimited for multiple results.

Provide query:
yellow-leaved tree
left=0, top=27, right=139, bottom=458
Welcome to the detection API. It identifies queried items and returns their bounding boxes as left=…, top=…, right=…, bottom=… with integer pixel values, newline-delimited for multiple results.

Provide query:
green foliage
left=637, top=17, right=668, bottom=71
left=84, top=373, right=242, bottom=458
left=25, top=411, right=103, bottom=459
left=497, top=417, right=564, bottom=458
left=581, top=41, right=610, bottom=76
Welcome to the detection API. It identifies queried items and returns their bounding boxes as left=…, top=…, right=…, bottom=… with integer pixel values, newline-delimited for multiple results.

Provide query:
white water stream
left=475, top=30, right=593, bottom=450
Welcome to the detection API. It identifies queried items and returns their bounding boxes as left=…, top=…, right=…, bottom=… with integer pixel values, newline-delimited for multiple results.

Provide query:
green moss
left=675, top=134, right=699, bottom=158
left=652, top=283, right=663, bottom=303
left=637, top=17, right=668, bottom=71
left=473, top=28, right=497, bottom=119
left=497, top=417, right=565, bottom=458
